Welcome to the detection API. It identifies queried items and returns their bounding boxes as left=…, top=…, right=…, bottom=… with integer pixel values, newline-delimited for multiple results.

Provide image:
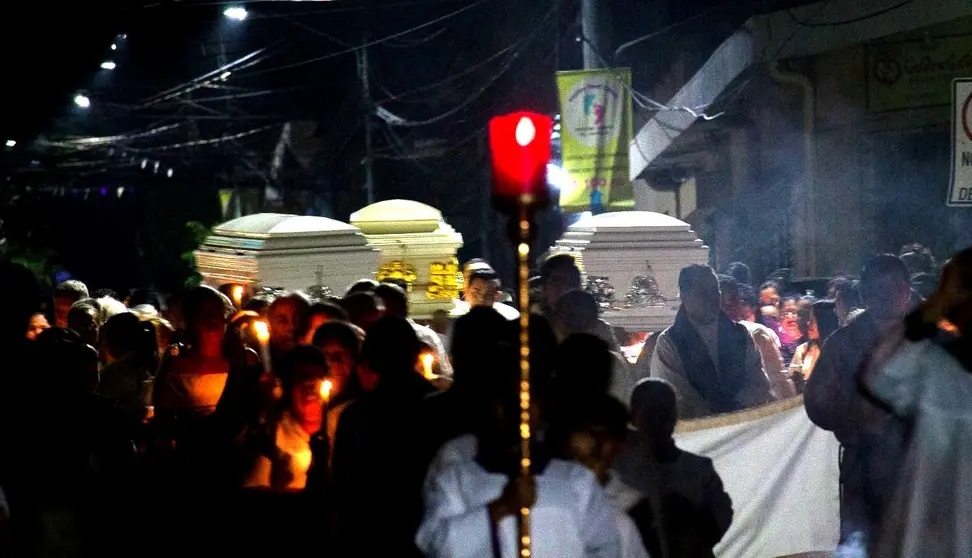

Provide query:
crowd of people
left=0, top=239, right=967, bottom=558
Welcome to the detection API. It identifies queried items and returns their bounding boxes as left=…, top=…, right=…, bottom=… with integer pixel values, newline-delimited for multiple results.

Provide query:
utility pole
left=358, top=37, right=376, bottom=205
left=581, top=0, right=604, bottom=69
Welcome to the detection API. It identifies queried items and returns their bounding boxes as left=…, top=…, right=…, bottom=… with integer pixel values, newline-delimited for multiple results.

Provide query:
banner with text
left=556, top=68, right=633, bottom=212
left=950, top=78, right=972, bottom=207
left=867, top=34, right=972, bottom=112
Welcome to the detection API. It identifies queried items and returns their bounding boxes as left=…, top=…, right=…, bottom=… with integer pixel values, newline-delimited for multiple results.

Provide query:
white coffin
left=351, top=199, right=463, bottom=320
left=195, top=213, right=379, bottom=295
left=550, top=211, right=709, bottom=332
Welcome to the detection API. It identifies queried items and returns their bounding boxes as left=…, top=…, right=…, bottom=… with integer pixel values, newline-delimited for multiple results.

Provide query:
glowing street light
left=74, top=94, right=91, bottom=109
left=111, top=43, right=117, bottom=50
left=101, top=61, right=116, bottom=70
left=223, top=6, right=247, bottom=20
left=5, top=140, right=16, bottom=148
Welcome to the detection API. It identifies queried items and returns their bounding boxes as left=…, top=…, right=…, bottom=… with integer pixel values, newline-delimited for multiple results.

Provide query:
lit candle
left=252, top=319, right=272, bottom=374
left=421, top=352, right=437, bottom=380
left=319, top=378, right=333, bottom=433
left=319, top=379, right=333, bottom=405
left=231, top=284, right=245, bottom=308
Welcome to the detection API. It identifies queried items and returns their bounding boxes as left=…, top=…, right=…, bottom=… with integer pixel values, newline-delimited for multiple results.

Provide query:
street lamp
left=101, top=61, right=116, bottom=70
left=223, top=6, right=247, bottom=21
left=74, top=94, right=91, bottom=109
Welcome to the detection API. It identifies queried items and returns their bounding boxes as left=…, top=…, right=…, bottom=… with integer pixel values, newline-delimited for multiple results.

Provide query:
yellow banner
left=556, top=68, right=634, bottom=212
left=218, top=189, right=235, bottom=218
left=867, top=33, right=972, bottom=112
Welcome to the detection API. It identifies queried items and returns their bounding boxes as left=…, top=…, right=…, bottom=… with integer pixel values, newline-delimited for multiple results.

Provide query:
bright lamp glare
left=111, top=43, right=117, bottom=50
left=74, top=94, right=91, bottom=109
left=515, top=117, right=536, bottom=147
left=101, top=61, right=116, bottom=70
left=224, top=6, right=247, bottom=20
left=5, top=140, right=16, bottom=148
left=546, top=163, right=574, bottom=192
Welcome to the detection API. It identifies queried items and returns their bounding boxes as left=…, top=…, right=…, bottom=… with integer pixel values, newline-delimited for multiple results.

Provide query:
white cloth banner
left=674, top=398, right=840, bottom=558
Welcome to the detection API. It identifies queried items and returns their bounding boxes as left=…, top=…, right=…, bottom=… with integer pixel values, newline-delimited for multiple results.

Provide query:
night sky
left=0, top=0, right=809, bottom=293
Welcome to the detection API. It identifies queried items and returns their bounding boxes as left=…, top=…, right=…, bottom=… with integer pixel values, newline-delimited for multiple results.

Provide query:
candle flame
left=320, top=379, right=333, bottom=402
left=252, top=320, right=270, bottom=343
left=421, top=353, right=436, bottom=380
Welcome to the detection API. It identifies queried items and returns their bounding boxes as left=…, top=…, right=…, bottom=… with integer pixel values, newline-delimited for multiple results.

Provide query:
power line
left=374, top=41, right=518, bottom=103
left=385, top=1, right=557, bottom=128
left=237, top=0, right=490, bottom=78
left=786, top=0, right=917, bottom=27
left=614, top=1, right=742, bottom=59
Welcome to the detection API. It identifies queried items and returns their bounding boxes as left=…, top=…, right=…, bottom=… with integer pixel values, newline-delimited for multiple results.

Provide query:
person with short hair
left=539, top=254, right=621, bottom=353
left=725, top=262, right=752, bottom=287
left=720, top=275, right=795, bottom=400
left=375, top=283, right=454, bottom=379
left=332, top=317, right=438, bottom=556
left=54, top=279, right=89, bottom=328
left=452, top=262, right=520, bottom=321
left=804, top=254, right=914, bottom=553
left=649, top=265, right=773, bottom=418
left=617, top=379, right=733, bottom=558
left=300, top=301, right=349, bottom=345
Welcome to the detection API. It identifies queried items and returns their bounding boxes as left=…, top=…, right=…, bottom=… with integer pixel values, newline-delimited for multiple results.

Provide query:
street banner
left=675, top=397, right=840, bottom=557
left=219, top=189, right=235, bottom=218
left=949, top=78, right=972, bottom=207
left=556, top=68, right=633, bottom=212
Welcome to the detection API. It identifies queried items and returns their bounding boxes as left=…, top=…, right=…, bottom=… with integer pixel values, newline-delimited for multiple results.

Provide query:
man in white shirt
left=451, top=263, right=520, bottom=321
left=649, top=265, right=773, bottom=419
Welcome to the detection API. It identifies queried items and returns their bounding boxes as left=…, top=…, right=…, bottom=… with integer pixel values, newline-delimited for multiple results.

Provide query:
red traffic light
left=489, top=112, right=552, bottom=209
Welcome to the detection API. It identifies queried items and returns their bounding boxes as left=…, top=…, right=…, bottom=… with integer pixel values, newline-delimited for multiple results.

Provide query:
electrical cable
left=614, top=0, right=743, bottom=59
left=373, top=40, right=518, bottom=103
left=381, top=26, right=448, bottom=48
left=237, top=0, right=490, bottom=78
left=386, top=1, right=557, bottom=128
left=786, top=0, right=917, bottom=27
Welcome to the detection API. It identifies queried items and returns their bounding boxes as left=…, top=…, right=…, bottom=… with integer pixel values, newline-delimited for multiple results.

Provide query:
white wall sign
left=949, top=78, right=972, bottom=207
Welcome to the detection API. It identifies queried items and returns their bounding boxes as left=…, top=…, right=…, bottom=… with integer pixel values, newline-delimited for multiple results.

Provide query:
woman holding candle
left=244, top=345, right=330, bottom=491
left=311, top=321, right=363, bottom=460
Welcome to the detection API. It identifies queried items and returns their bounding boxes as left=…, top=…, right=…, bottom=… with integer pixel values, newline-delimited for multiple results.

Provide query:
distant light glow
left=223, top=6, right=247, bottom=20
left=515, top=116, right=536, bottom=147
left=74, top=94, right=91, bottom=108
left=546, top=163, right=574, bottom=192
left=101, top=61, right=116, bottom=70
left=5, top=140, right=15, bottom=148
left=219, top=71, right=232, bottom=81
left=166, top=168, right=173, bottom=178
left=116, top=186, right=125, bottom=198
left=111, top=43, right=117, bottom=50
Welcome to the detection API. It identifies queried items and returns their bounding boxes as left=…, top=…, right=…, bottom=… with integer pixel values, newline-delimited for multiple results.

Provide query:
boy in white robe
left=417, top=390, right=621, bottom=557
